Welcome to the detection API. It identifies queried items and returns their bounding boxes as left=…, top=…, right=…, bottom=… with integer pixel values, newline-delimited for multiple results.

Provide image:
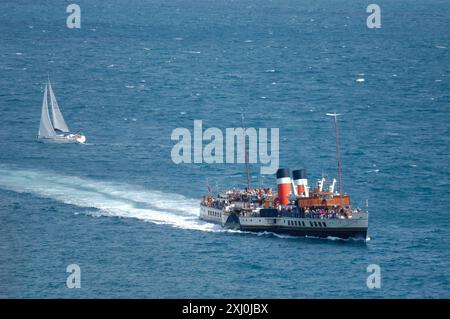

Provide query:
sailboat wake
left=0, top=166, right=223, bottom=233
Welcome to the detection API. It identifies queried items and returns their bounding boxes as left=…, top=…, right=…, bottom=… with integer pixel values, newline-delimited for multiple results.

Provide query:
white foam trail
left=0, top=166, right=222, bottom=233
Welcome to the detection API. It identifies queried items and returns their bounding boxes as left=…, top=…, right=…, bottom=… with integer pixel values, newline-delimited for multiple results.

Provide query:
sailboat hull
left=38, top=134, right=86, bottom=144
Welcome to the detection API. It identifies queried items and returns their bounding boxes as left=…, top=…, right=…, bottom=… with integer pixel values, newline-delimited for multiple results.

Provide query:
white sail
left=38, top=85, right=56, bottom=138
left=48, top=80, right=70, bottom=133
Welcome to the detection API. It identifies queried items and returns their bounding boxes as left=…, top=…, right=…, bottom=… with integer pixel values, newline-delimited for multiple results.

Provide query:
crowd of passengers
left=298, top=207, right=360, bottom=219
left=202, top=190, right=361, bottom=219
left=201, top=188, right=273, bottom=209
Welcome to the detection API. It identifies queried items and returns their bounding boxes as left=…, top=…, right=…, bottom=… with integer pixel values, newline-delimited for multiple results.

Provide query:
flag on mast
left=206, top=178, right=212, bottom=195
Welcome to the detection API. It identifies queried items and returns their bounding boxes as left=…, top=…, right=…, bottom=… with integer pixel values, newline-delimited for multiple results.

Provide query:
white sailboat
left=38, top=80, right=86, bottom=144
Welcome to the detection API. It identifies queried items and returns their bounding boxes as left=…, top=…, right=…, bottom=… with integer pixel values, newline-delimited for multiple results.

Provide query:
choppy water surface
left=0, top=0, right=449, bottom=298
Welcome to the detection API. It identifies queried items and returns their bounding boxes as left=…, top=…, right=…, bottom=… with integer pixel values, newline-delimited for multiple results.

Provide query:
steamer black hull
left=200, top=205, right=369, bottom=240
left=239, top=225, right=367, bottom=239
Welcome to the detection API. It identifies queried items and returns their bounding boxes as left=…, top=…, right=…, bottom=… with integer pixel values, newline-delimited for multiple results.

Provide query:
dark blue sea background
left=0, top=0, right=449, bottom=298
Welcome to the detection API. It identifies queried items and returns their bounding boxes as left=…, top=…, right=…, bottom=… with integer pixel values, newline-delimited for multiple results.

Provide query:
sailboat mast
left=327, top=113, right=343, bottom=206
left=241, top=113, right=251, bottom=191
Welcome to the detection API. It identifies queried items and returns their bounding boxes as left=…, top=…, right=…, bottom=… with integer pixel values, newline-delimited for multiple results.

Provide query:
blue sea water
left=0, top=0, right=449, bottom=298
